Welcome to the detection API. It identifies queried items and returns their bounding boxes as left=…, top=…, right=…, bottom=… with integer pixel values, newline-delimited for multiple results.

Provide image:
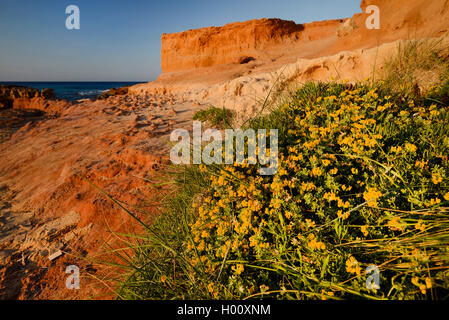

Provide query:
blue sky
left=0, top=0, right=361, bottom=81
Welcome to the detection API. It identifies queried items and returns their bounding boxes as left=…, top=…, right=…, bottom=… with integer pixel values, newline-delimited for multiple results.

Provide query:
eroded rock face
left=96, top=86, right=129, bottom=100
left=1, top=85, right=38, bottom=109
left=0, top=85, right=54, bottom=110
left=161, top=18, right=344, bottom=73
left=0, top=85, right=55, bottom=104
left=331, top=0, right=449, bottom=53
left=0, top=85, right=40, bottom=101
left=159, top=0, right=449, bottom=75
left=0, top=85, right=69, bottom=113
left=40, top=88, right=56, bottom=100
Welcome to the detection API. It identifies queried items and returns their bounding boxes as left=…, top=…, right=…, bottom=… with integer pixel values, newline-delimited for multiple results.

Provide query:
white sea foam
left=77, top=89, right=108, bottom=96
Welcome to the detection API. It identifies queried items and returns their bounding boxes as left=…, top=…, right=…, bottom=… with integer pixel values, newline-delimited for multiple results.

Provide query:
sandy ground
left=1, top=34, right=448, bottom=299
left=0, top=94, right=204, bottom=299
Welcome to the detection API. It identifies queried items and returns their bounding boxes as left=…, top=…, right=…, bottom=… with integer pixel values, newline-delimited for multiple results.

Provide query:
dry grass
left=380, top=38, right=449, bottom=98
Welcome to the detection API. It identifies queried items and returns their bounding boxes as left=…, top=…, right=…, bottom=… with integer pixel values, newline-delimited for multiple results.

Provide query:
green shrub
left=115, top=81, right=449, bottom=300
left=193, top=106, right=234, bottom=129
left=110, top=38, right=449, bottom=301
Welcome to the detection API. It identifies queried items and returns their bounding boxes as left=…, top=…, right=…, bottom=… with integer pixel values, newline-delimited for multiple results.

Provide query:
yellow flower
left=405, top=143, right=417, bottom=153
left=411, top=276, right=420, bottom=287
left=346, top=256, right=361, bottom=275
left=231, top=264, right=244, bottom=276
left=351, top=168, right=358, bottom=174
left=388, top=216, right=404, bottom=231
left=415, top=221, right=426, bottom=231
left=430, top=110, right=440, bottom=117
left=425, top=278, right=432, bottom=289
left=278, top=167, right=288, bottom=176
left=201, top=230, right=209, bottom=238
left=329, top=168, right=338, bottom=175
left=432, top=173, right=443, bottom=185
left=321, top=289, right=335, bottom=300
left=337, top=199, right=351, bottom=209
left=160, top=275, right=167, bottom=283
left=391, top=146, right=403, bottom=154
left=337, top=210, right=350, bottom=220
left=311, top=167, right=323, bottom=177
left=363, top=187, right=382, bottom=207
left=361, top=225, right=369, bottom=237
left=324, top=192, right=339, bottom=202
left=305, top=219, right=316, bottom=228
left=428, top=198, right=441, bottom=206
left=260, top=284, right=269, bottom=292
left=415, top=161, right=426, bottom=170
left=197, top=241, right=205, bottom=251
left=304, top=140, right=320, bottom=150
left=411, top=277, right=427, bottom=294
left=444, top=192, right=449, bottom=201
left=419, top=284, right=427, bottom=294
left=307, top=234, right=326, bottom=250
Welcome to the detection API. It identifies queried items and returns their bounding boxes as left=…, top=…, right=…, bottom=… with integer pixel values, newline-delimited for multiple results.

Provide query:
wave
left=77, top=89, right=109, bottom=96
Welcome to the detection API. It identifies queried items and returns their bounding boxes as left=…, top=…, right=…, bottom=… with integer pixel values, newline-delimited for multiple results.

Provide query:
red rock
left=161, top=18, right=344, bottom=73
left=159, top=0, right=449, bottom=79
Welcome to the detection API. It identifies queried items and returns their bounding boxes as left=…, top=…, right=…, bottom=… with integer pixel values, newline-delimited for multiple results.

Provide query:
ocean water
left=0, top=82, right=145, bottom=101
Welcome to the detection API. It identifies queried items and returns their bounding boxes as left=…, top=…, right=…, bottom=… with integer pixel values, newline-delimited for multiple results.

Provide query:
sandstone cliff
left=161, top=18, right=344, bottom=73
left=331, top=0, right=449, bottom=53
left=159, top=0, right=449, bottom=77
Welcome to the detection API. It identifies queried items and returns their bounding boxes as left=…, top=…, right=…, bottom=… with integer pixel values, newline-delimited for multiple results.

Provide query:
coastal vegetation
left=193, top=106, right=235, bottom=129
left=109, top=40, right=449, bottom=300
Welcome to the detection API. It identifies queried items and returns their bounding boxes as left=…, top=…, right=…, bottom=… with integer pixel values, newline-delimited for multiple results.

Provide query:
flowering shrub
left=184, top=82, right=449, bottom=299
left=119, top=82, right=449, bottom=300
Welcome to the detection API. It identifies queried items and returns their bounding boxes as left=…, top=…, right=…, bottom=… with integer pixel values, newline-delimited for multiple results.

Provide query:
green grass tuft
left=193, top=106, right=235, bottom=129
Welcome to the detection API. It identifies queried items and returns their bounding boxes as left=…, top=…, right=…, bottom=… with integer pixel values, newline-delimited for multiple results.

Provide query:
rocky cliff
left=331, top=0, right=449, bottom=53
left=159, top=0, right=449, bottom=75
left=161, top=18, right=344, bottom=73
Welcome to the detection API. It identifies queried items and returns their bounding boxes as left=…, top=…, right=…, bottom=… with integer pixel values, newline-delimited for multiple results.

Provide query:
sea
left=0, top=82, right=145, bottom=101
